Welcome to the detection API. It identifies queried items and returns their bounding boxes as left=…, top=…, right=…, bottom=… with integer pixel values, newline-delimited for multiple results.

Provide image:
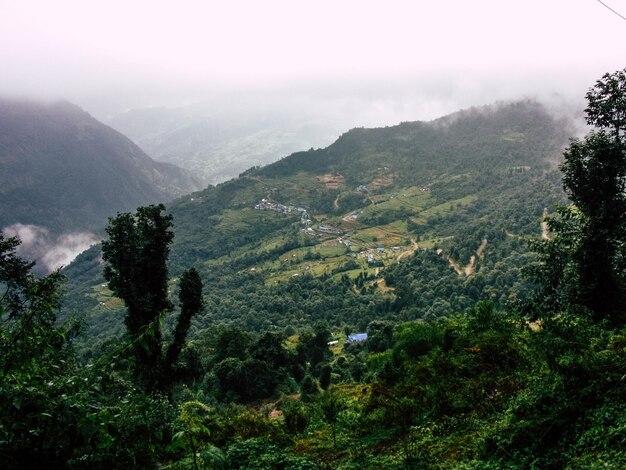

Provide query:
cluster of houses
left=358, top=246, right=400, bottom=264
left=317, top=224, right=343, bottom=235
left=301, top=223, right=346, bottom=240
left=254, top=198, right=310, bottom=224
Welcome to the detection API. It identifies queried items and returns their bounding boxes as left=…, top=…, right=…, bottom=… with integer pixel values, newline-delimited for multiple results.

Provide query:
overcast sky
left=1, top=0, right=625, bottom=122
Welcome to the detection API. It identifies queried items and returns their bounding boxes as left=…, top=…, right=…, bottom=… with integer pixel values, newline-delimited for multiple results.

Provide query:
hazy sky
left=1, top=0, right=625, bottom=121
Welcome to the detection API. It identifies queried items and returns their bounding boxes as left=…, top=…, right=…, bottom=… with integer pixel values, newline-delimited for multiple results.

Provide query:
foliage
left=14, top=88, right=625, bottom=468
left=170, top=400, right=226, bottom=470
left=101, top=204, right=174, bottom=389
left=165, top=268, right=204, bottom=370
left=1, top=236, right=176, bottom=469
left=282, top=400, right=309, bottom=435
left=529, top=68, right=626, bottom=325
left=296, top=323, right=332, bottom=374
left=214, top=357, right=278, bottom=403
left=300, top=374, right=320, bottom=402
left=67, top=385, right=175, bottom=469
left=365, top=320, right=395, bottom=353
left=0, top=235, right=76, bottom=467
left=226, top=438, right=318, bottom=469
left=585, top=68, right=626, bottom=135
left=319, top=388, right=346, bottom=448
left=102, top=204, right=204, bottom=390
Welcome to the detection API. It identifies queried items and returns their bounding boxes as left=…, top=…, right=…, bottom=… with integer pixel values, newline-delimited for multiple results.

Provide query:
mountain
left=62, top=99, right=574, bottom=342
left=106, top=99, right=347, bottom=185
left=0, top=98, right=203, bottom=236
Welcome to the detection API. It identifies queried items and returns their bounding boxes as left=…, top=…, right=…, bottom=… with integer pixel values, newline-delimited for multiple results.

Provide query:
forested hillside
left=3, top=73, right=626, bottom=469
left=63, top=100, right=570, bottom=341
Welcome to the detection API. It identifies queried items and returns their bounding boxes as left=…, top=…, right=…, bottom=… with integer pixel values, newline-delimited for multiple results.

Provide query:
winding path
left=465, top=238, right=488, bottom=275
left=446, top=238, right=488, bottom=276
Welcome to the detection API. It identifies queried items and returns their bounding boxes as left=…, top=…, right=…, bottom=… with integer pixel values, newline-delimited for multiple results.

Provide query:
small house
left=347, top=333, right=368, bottom=343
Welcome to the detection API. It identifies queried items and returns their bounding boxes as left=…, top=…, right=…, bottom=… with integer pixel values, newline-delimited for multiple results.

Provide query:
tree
left=300, top=374, right=319, bottom=402
left=366, top=319, right=394, bottom=353
left=1, top=236, right=66, bottom=374
left=102, top=204, right=203, bottom=390
left=585, top=68, right=626, bottom=136
left=561, top=133, right=626, bottom=320
left=214, top=328, right=251, bottom=362
left=250, top=332, right=292, bottom=370
left=531, top=69, right=626, bottom=324
left=213, top=357, right=277, bottom=402
left=296, top=323, right=332, bottom=374
left=319, top=364, right=332, bottom=390
left=171, top=401, right=225, bottom=470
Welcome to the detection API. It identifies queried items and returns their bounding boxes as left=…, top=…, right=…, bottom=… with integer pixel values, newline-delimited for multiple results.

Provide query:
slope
left=62, top=100, right=572, bottom=344
left=0, top=98, right=203, bottom=236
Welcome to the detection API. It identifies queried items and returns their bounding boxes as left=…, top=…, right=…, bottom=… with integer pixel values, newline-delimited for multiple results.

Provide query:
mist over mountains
left=0, top=98, right=203, bottom=271
left=1, top=96, right=576, bottom=274
left=106, top=97, right=352, bottom=186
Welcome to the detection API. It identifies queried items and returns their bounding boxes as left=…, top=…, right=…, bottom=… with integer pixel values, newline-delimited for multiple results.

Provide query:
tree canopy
left=102, top=204, right=203, bottom=390
left=532, top=68, right=626, bottom=325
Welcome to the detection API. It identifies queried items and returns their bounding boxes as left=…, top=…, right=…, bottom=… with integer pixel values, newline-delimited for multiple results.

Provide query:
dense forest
left=2, top=71, right=626, bottom=469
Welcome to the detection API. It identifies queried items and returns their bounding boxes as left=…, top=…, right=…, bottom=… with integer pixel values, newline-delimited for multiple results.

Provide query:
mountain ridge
left=0, top=98, right=203, bottom=236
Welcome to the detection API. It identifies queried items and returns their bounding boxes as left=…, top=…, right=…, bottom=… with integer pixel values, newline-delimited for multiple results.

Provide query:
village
left=254, top=196, right=412, bottom=272
left=254, top=198, right=310, bottom=224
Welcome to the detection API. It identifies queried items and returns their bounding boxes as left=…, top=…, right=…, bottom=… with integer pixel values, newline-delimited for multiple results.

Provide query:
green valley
left=5, top=83, right=626, bottom=469
left=63, top=100, right=570, bottom=340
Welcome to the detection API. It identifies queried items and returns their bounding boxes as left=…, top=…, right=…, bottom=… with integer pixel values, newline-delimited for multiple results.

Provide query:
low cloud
left=3, top=223, right=99, bottom=273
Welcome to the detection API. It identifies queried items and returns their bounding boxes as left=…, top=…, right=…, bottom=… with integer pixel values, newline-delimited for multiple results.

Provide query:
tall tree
left=102, top=204, right=203, bottom=390
left=0, top=235, right=66, bottom=374
left=585, top=68, right=626, bottom=137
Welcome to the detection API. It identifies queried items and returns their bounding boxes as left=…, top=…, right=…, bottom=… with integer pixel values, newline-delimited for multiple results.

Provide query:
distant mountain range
left=106, top=100, right=347, bottom=185
left=0, top=98, right=203, bottom=235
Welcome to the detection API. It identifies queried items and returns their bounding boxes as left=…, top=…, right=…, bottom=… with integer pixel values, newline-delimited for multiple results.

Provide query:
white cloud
left=3, top=223, right=99, bottom=272
left=0, top=0, right=623, bottom=110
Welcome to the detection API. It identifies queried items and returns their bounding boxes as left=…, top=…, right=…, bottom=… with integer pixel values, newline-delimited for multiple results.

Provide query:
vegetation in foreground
left=2, top=70, right=626, bottom=469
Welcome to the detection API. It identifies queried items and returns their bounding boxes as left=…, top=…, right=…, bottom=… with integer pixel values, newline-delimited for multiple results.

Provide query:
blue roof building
left=347, top=333, right=368, bottom=343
